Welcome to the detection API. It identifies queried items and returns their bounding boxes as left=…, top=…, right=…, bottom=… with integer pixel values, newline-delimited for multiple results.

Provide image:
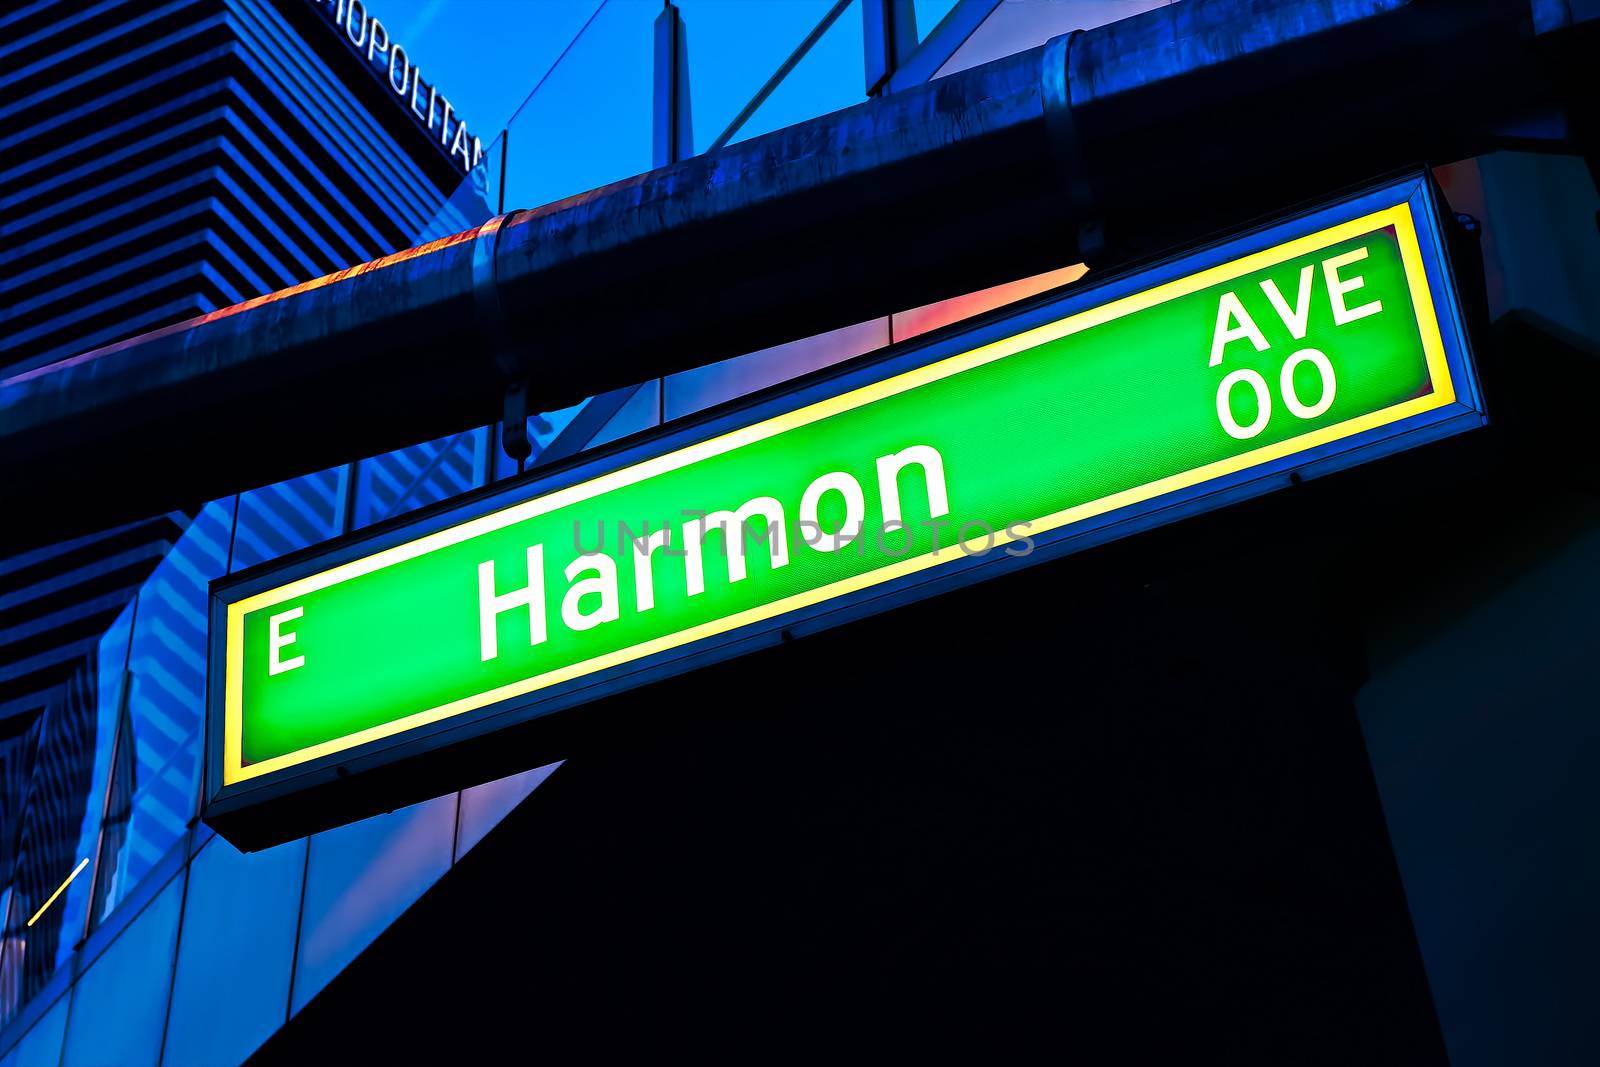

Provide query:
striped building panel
left=0, top=0, right=481, bottom=742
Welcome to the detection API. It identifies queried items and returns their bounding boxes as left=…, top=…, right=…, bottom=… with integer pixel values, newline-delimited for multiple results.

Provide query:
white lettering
left=388, top=44, right=410, bottom=94
left=799, top=472, right=865, bottom=553
left=478, top=547, right=547, bottom=661
left=366, top=17, right=388, bottom=61
left=410, top=71, right=430, bottom=121
left=1279, top=348, right=1337, bottom=419
left=1209, top=291, right=1270, bottom=367
left=437, top=95, right=454, bottom=141
left=875, top=445, right=949, bottom=526
left=344, top=0, right=367, bottom=48
left=1260, top=264, right=1314, bottom=340
left=1323, top=247, right=1383, bottom=325
left=631, top=527, right=673, bottom=613
left=268, top=607, right=305, bottom=676
left=1216, top=368, right=1272, bottom=440
left=561, top=554, right=620, bottom=632
left=684, top=497, right=789, bottom=596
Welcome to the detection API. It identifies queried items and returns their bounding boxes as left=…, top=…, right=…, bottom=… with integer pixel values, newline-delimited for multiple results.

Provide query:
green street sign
left=205, top=178, right=1482, bottom=847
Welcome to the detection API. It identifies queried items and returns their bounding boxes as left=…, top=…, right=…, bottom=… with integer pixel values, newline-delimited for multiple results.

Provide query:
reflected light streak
left=28, top=858, right=89, bottom=928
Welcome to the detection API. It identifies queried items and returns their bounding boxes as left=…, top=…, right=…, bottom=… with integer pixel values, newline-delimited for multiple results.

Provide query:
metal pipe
left=0, top=0, right=1589, bottom=550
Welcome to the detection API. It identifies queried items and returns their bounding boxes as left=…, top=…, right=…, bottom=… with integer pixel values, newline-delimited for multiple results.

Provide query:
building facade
left=0, top=0, right=485, bottom=1060
left=2, top=1, right=1598, bottom=1063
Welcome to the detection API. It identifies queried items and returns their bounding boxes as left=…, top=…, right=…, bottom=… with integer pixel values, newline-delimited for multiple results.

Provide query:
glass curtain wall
left=0, top=3, right=1151, bottom=1061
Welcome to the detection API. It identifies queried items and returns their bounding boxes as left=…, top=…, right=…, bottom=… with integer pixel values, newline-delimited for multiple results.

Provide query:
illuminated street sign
left=205, top=176, right=1482, bottom=847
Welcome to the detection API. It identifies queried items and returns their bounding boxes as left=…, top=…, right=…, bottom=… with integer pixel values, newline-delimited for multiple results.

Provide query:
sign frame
left=204, top=173, right=1484, bottom=848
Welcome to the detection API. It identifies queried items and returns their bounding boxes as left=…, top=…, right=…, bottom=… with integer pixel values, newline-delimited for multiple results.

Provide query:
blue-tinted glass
left=730, top=0, right=864, bottom=143
left=933, top=0, right=1171, bottom=77
left=492, top=401, right=590, bottom=481
left=410, top=153, right=494, bottom=243
left=676, top=0, right=837, bottom=149
left=588, top=379, right=661, bottom=448
left=162, top=835, right=306, bottom=1067
left=501, top=1, right=656, bottom=208
left=0, top=603, right=134, bottom=1024
left=9, top=991, right=67, bottom=1067
left=479, top=132, right=507, bottom=220
left=290, top=795, right=456, bottom=1014
left=92, top=501, right=231, bottom=925
left=229, top=468, right=344, bottom=572
left=455, top=764, right=559, bottom=861
left=365, top=0, right=604, bottom=138
left=663, top=316, right=889, bottom=420
left=353, top=430, right=484, bottom=531
left=60, top=871, right=183, bottom=1067
left=913, top=0, right=960, bottom=40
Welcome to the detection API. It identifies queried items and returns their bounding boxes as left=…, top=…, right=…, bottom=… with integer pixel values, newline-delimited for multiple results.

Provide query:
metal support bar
left=471, top=214, right=533, bottom=466
left=2, top=0, right=1594, bottom=551
left=864, top=0, right=919, bottom=95
left=1041, top=31, right=1105, bottom=266
left=654, top=1, right=694, bottom=167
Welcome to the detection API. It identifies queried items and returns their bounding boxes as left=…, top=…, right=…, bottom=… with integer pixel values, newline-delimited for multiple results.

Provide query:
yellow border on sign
left=224, top=202, right=1455, bottom=785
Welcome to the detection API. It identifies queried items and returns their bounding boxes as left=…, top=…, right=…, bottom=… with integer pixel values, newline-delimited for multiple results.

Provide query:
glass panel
left=409, top=149, right=494, bottom=243
left=676, top=0, right=837, bottom=150
left=491, top=402, right=589, bottom=482
left=0, top=723, right=41, bottom=1023
left=290, top=795, right=456, bottom=1015
left=0, top=602, right=132, bottom=1027
left=891, top=263, right=1088, bottom=340
left=1, top=715, right=45, bottom=893
left=162, top=835, right=306, bottom=1067
left=501, top=1, right=657, bottom=209
left=229, top=468, right=344, bottom=572
left=729, top=0, right=865, bottom=144
left=933, top=0, right=1173, bottom=78
left=662, top=316, right=889, bottom=421
left=588, top=379, right=661, bottom=449
left=455, top=764, right=559, bottom=861
left=59, top=871, right=184, bottom=1067
left=913, top=0, right=961, bottom=42
left=353, top=430, right=483, bottom=531
left=481, top=131, right=507, bottom=220
left=91, top=501, right=231, bottom=926
left=9, top=991, right=67, bottom=1067
left=377, top=0, right=606, bottom=153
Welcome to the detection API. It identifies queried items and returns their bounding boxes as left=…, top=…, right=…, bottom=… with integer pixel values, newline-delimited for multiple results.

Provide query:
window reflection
left=932, top=0, right=1174, bottom=78
left=7, top=990, right=67, bottom=1067
left=230, top=468, right=343, bottom=572
left=163, top=836, right=306, bottom=1067
left=492, top=403, right=589, bottom=481
left=456, top=764, right=559, bottom=860
left=291, top=796, right=457, bottom=1014
left=353, top=430, right=485, bottom=530
left=59, top=871, right=184, bottom=1067
left=88, top=500, right=231, bottom=928
left=663, top=317, right=890, bottom=421
left=0, top=628, right=123, bottom=1028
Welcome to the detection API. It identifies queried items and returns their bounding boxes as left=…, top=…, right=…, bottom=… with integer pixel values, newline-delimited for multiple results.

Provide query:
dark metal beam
left=1, top=0, right=1593, bottom=551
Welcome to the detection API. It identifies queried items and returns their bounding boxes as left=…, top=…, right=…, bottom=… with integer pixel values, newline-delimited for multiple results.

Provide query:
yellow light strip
left=28, top=857, right=89, bottom=928
left=223, top=201, right=1456, bottom=785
